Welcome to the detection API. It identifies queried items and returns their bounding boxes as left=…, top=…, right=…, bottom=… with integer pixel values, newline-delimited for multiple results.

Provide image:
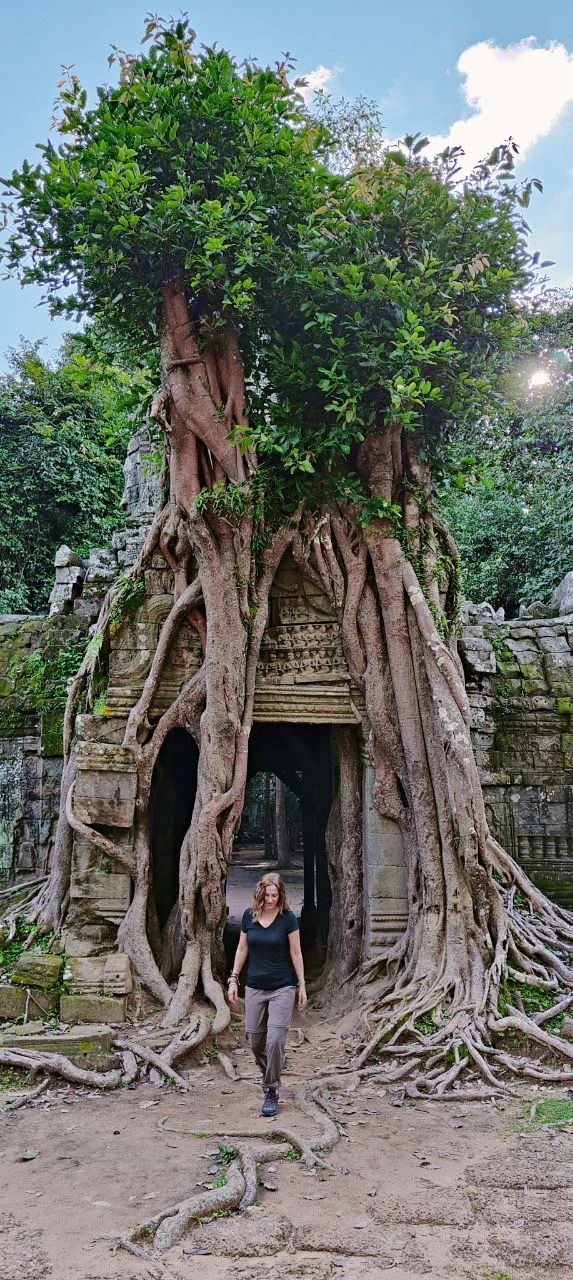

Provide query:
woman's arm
left=288, top=929, right=307, bottom=1010
left=228, top=930, right=248, bottom=1006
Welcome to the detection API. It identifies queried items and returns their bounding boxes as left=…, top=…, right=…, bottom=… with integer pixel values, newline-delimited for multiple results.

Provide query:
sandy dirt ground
left=1, top=1008, right=572, bottom=1280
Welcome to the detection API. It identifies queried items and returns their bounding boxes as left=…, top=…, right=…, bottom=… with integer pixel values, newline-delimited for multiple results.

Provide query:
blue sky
left=1, top=0, right=573, bottom=367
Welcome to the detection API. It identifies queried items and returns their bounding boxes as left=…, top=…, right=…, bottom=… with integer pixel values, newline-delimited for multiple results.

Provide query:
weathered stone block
left=369, top=862, right=408, bottom=900
left=538, top=635, right=570, bottom=652
left=459, top=637, right=496, bottom=674
left=85, top=547, right=117, bottom=581
left=75, top=714, right=127, bottom=745
left=62, top=922, right=116, bottom=957
left=70, top=869, right=132, bottom=913
left=561, top=1017, right=573, bottom=1041
left=103, top=952, right=133, bottom=995
left=75, top=741, right=138, bottom=827
left=0, top=983, right=28, bottom=1021
left=55, top=565, right=85, bottom=587
left=11, top=951, right=63, bottom=990
left=60, top=993, right=126, bottom=1024
left=549, top=571, right=573, bottom=616
left=54, top=545, right=86, bottom=570
left=0, top=1022, right=117, bottom=1069
left=67, top=955, right=106, bottom=989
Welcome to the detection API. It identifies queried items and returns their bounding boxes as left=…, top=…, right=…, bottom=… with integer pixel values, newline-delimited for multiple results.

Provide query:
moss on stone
left=41, top=711, right=64, bottom=757
left=0, top=614, right=89, bottom=749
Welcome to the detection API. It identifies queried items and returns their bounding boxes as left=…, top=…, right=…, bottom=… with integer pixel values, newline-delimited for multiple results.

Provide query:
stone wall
left=0, top=431, right=161, bottom=887
left=460, top=604, right=573, bottom=907
left=0, top=615, right=66, bottom=885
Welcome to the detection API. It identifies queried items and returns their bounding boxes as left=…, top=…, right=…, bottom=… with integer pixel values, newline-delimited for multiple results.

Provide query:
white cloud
left=298, top=64, right=339, bottom=106
left=429, top=38, right=573, bottom=171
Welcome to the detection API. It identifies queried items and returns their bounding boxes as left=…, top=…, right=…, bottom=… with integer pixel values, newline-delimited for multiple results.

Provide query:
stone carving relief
left=120, top=430, right=163, bottom=522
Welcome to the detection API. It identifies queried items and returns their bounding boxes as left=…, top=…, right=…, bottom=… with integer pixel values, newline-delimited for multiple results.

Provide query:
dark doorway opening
left=225, top=723, right=333, bottom=969
left=149, top=728, right=198, bottom=932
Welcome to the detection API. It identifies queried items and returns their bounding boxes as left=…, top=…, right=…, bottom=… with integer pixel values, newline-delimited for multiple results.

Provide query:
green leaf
left=385, top=149, right=406, bottom=166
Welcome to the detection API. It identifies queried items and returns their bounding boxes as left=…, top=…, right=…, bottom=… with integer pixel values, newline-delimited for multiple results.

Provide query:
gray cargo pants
left=245, top=984, right=296, bottom=1091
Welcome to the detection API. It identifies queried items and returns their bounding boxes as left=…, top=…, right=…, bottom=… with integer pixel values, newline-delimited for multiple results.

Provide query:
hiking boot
left=261, top=1088, right=278, bottom=1117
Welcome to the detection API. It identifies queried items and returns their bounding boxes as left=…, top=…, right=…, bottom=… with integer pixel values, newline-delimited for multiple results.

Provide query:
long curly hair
left=251, top=872, right=290, bottom=921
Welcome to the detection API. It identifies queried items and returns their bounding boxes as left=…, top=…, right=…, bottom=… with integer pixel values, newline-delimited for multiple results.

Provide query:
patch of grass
left=519, top=1097, right=573, bottom=1133
left=211, top=1174, right=227, bottom=1189
left=0, top=1068, right=29, bottom=1090
left=545, top=1015, right=566, bottom=1033
left=216, top=1144, right=237, bottom=1166
left=0, top=917, right=54, bottom=972
left=284, top=1149, right=301, bottom=1161
left=498, top=979, right=566, bottom=1030
left=520, top=983, right=562, bottom=1019
left=483, top=1271, right=514, bottom=1280
left=413, top=1012, right=436, bottom=1036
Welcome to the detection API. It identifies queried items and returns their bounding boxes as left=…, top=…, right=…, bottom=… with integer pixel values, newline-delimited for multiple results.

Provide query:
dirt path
left=1, top=1013, right=572, bottom=1280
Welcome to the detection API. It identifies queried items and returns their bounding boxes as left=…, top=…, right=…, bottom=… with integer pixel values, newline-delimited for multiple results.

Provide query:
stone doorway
left=149, top=728, right=198, bottom=935
left=225, top=723, right=333, bottom=968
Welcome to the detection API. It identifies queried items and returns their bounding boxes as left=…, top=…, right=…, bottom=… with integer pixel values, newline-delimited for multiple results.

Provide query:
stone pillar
left=362, top=753, right=408, bottom=959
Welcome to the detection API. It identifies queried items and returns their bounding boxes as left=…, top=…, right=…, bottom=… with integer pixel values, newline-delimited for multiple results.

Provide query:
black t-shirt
left=241, top=908, right=299, bottom=990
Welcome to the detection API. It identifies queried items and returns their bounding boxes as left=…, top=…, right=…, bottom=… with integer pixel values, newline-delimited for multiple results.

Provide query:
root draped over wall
left=33, top=286, right=573, bottom=1094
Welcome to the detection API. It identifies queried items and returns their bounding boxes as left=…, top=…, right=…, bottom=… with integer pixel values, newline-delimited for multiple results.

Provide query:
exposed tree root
left=113, top=1039, right=190, bottom=1090
left=116, top=1083, right=341, bottom=1261
left=217, top=1050, right=238, bottom=1081
left=159, top=1012, right=211, bottom=1067
left=0, top=878, right=48, bottom=905
left=0, top=1079, right=50, bottom=1112
left=0, top=1047, right=125, bottom=1090
left=65, top=781, right=136, bottom=875
left=15, top=286, right=572, bottom=1105
left=0, top=1031, right=199, bottom=1094
left=0, top=1008, right=229, bottom=1102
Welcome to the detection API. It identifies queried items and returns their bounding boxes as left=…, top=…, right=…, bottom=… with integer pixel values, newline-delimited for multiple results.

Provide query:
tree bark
left=325, top=727, right=363, bottom=984
left=275, top=778, right=290, bottom=869
left=38, top=305, right=573, bottom=1093
left=263, top=774, right=274, bottom=859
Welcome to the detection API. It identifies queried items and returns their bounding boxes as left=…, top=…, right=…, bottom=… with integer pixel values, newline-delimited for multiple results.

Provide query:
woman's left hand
left=297, top=985, right=308, bottom=1011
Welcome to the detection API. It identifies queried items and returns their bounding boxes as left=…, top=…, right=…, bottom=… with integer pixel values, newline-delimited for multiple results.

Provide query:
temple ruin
left=1, top=434, right=572, bottom=1020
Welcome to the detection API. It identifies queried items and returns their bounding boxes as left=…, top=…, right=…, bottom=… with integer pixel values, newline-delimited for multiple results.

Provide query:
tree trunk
left=275, top=779, right=290, bottom=869
left=263, top=774, right=274, bottom=859
left=41, top=293, right=573, bottom=1092
left=324, top=728, right=363, bottom=985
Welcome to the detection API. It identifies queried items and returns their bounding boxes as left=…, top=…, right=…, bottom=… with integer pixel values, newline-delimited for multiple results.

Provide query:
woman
left=228, top=872, right=307, bottom=1117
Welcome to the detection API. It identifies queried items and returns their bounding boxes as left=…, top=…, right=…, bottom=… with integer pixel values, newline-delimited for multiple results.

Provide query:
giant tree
left=3, top=17, right=572, bottom=1089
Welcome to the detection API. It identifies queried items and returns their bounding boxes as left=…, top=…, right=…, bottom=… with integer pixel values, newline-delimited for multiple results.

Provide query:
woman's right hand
left=228, top=980, right=239, bottom=1007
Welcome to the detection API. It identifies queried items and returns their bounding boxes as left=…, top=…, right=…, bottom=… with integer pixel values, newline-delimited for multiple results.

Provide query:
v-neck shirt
left=241, top=907, right=298, bottom=990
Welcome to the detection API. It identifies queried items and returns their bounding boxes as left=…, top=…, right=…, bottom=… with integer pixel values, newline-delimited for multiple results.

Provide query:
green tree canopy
left=0, top=339, right=134, bottom=613
left=1, top=17, right=539, bottom=514
left=439, top=293, right=573, bottom=614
